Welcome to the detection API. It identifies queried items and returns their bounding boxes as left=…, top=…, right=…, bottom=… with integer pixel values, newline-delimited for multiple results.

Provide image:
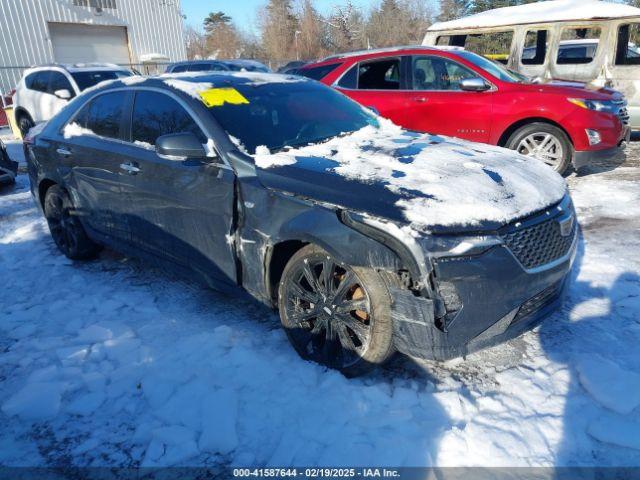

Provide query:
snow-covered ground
left=1, top=129, right=639, bottom=469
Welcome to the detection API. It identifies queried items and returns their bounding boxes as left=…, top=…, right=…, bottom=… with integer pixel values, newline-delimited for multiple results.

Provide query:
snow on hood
left=253, top=120, right=567, bottom=231
left=428, top=0, right=640, bottom=31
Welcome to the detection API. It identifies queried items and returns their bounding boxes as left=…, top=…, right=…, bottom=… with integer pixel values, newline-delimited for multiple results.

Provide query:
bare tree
left=206, top=23, right=243, bottom=59
left=326, top=1, right=367, bottom=52
left=296, top=0, right=328, bottom=60
left=184, top=25, right=208, bottom=60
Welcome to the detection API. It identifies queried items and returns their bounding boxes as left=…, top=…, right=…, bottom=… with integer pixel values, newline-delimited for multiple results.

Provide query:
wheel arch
left=263, top=209, right=405, bottom=304
left=497, top=117, right=575, bottom=148
left=13, top=106, right=32, bottom=122
left=38, top=178, right=58, bottom=209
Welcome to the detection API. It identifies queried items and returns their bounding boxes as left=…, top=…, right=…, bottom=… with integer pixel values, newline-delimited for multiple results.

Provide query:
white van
left=423, top=0, right=640, bottom=129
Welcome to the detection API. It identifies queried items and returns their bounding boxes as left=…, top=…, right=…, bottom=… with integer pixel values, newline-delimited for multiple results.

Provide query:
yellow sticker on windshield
left=199, top=87, right=249, bottom=107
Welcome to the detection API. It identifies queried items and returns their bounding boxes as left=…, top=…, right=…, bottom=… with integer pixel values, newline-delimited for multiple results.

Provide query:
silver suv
left=12, top=63, right=132, bottom=136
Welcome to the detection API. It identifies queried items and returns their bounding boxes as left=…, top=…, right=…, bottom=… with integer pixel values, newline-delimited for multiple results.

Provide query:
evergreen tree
left=203, top=11, right=231, bottom=33
left=437, top=0, right=471, bottom=22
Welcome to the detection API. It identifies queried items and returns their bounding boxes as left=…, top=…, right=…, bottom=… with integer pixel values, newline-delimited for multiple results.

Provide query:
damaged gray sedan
left=24, top=73, right=578, bottom=376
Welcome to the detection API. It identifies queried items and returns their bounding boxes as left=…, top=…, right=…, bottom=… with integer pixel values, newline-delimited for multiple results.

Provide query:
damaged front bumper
left=390, top=196, right=578, bottom=361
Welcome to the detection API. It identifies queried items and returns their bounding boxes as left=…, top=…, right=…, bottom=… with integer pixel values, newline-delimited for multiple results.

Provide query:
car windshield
left=207, top=80, right=378, bottom=154
left=71, top=70, right=132, bottom=91
left=457, top=51, right=528, bottom=83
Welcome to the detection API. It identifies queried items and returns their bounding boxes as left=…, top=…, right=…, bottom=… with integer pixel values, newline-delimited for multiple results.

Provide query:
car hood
left=252, top=121, right=567, bottom=233
left=524, top=80, right=624, bottom=101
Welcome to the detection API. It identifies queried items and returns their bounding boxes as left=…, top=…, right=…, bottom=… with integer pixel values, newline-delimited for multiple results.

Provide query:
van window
left=557, top=27, right=601, bottom=64
left=436, top=35, right=465, bottom=48
left=356, top=58, right=401, bottom=90
left=616, top=24, right=640, bottom=65
left=522, top=30, right=548, bottom=65
left=464, top=31, right=514, bottom=64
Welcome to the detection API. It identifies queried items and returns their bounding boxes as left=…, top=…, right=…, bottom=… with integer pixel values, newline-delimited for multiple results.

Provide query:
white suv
left=12, top=64, right=133, bottom=136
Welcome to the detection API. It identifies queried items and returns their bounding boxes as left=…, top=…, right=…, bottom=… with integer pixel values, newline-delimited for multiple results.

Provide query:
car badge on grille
left=558, top=215, right=575, bottom=237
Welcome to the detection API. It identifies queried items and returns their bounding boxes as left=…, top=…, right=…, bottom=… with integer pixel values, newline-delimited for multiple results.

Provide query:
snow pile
left=427, top=0, right=640, bottom=32
left=252, top=119, right=567, bottom=229
left=254, top=145, right=297, bottom=169
left=121, top=75, right=147, bottom=86
left=163, top=79, right=215, bottom=100
left=1, top=144, right=640, bottom=468
left=63, top=123, right=96, bottom=139
left=226, top=72, right=306, bottom=86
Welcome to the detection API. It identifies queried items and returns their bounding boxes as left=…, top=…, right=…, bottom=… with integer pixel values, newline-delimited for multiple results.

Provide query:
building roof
left=427, top=0, right=640, bottom=32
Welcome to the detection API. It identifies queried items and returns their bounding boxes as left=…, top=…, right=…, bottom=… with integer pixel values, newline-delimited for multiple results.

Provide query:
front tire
left=44, top=185, right=101, bottom=260
left=506, top=122, right=572, bottom=175
left=278, top=245, right=394, bottom=377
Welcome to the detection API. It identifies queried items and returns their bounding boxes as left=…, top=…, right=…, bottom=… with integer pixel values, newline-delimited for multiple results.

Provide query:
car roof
left=91, top=72, right=307, bottom=96
left=170, top=60, right=227, bottom=65
left=25, top=63, right=130, bottom=74
left=303, top=46, right=463, bottom=68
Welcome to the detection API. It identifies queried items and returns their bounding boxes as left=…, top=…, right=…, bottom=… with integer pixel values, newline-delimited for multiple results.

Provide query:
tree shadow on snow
left=538, top=230, right=640, bottom=470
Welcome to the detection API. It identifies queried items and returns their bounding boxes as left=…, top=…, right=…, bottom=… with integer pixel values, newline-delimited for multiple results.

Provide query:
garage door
left=49, top=23, right=131, bottom=65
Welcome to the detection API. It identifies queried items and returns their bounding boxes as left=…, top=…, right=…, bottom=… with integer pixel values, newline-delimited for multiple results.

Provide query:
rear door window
left=48, top=71, right=74, bottom=96
left=616, top=23, right=640, bottom=65
left=71, top=70, right=131, bottom=91
left=557, top=27, right=601, bottom=64
left=26, top=72, right=50, bottom=93
left=131, top=91, right=206, bottom=146
left=357, top=58, right=401, bottom=90
left=337, top=64, right=358, bottom=89
left=522, top=30, right=548, bottom=65
left=74, top=92, right=127, bottom=140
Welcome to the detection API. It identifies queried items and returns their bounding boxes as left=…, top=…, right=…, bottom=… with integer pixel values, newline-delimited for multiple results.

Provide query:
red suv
left=298, top=47, right=630, bottom=174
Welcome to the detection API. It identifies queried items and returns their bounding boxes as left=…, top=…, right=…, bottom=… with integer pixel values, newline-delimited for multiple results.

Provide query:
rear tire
left=506, top=122, right=572, bottom=175
left=44, top=185, right=101, bottom=260
left=16, top=112, right=35, bottom=138
left=278, top=245, right=394, bottom=377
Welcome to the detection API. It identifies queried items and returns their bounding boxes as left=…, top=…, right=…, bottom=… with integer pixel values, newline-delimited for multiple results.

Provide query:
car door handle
left=120, top=162, right=140, bottom=174
left=413, top=97, right=428, bottom=103
left=56, top=148, right=72, bottom=157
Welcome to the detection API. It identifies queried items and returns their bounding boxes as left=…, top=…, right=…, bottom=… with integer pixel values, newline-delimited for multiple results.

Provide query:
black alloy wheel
left=278, top=245, right=394, bottom=376
left=44, top=185, right=101, bottom=260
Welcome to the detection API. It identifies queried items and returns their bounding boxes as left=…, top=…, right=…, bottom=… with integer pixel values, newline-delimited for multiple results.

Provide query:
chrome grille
left=615, top=100, right=630, bottom=125
left=501, top=216, right=576, bottom=270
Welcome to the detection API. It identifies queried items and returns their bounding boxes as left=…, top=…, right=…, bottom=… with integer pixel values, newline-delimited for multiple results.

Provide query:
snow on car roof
left=427, top=0, right=640, bottom=32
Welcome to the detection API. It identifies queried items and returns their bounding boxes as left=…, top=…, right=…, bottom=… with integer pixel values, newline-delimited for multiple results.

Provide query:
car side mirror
left=460, top=78, right=491, bottom=92
left=156, top=133, right=208, bottom=160
left=54, top=89, right=73, bottom=100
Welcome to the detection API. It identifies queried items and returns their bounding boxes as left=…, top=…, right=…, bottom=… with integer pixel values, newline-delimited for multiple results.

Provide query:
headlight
left=568, top=98, right=616, bottom=113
